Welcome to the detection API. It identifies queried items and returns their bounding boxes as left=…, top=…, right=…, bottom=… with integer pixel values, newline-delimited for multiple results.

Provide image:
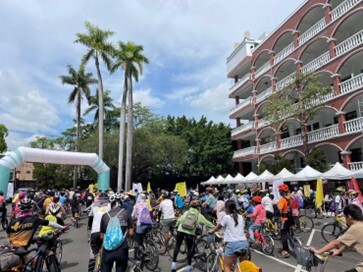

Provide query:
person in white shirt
left=261, top=191, right=274, bottom=219
left=158, top=191, right=176, bottom=243
left=209, top=200, right=249, bottom=272
left=335, top=186, right=346, bottom=214
left=87, top=193, right=110, bottom=272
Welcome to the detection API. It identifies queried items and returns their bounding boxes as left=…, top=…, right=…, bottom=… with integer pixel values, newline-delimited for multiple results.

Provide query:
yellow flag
left=174, top=182, right=187, bottom=197
left=147, top=182, right=151, bottom=193
left=303, top=185, right=310, bottom=198
left=315, top=178, right=324, bottom=209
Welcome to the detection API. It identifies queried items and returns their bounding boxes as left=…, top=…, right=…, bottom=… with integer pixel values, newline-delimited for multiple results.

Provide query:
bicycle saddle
left=234, top=248, right=248, bottom=257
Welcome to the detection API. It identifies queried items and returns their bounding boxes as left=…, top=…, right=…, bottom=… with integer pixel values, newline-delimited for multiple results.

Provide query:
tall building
left=227, top=0, right=363, bottom=174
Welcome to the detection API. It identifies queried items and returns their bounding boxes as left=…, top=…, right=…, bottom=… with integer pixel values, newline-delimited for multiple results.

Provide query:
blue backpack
left=103, top=209, right=125, bottom=251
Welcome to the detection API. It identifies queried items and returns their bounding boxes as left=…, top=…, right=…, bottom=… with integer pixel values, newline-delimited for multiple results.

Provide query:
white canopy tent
left=272, top=168, right=294, bottom=181
left=285, top=165, right=322, bottom=182
left=214, top=175, right=225, bottom=185
left=224, top=174, right=236, bottom=185
left=201, top=176, right=216, bottom=186
left=233, top=173, right=245, bottom=183
left=354, top=169, right=363, bottom=179
left=242, top=172, right=259, bottom=183
left=257, top=170, right=274, bottom=182
left=322, top=162, right=354, bottom=180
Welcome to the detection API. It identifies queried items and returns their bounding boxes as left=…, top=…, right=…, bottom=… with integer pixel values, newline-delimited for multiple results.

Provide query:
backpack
left=139, top=207, right=152, bottom=225
left=103, top=209, right=125, bottom=251
left=182, top=211, right=199, bottom=230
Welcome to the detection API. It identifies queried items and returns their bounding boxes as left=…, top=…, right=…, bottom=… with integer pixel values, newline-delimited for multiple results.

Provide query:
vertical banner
left=174, top=182, right=187, bottom=197
left=147, top=182, right=151, bottom=193
left=315, top=178, right=323, bottom=208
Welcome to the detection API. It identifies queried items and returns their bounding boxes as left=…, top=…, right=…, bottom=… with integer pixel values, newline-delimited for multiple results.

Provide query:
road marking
left=251, top=249, right=307, bottom=272
left=294, top=229, right=316, bottom=272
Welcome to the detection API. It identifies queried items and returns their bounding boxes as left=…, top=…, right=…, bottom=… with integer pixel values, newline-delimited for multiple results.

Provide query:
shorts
left=90, top=232, right=102, bottom=258
left=161, top=218, right=177, bottom=233
left=225, top=240, right=249, bottom=257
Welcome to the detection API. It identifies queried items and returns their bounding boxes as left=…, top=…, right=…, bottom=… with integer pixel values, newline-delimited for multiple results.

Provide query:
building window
left=351, top=148, right=362, bottom=162
left=26, top=171, right=31, bottom=174
left=346, top=111, right=357, bottom=121
left=312, top=122, right=320, bottom=130
left=16, top=170, right=21, bottom=174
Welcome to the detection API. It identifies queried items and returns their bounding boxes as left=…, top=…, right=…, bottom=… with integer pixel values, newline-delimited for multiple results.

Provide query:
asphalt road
left=0, top=210, right=361, bottom=271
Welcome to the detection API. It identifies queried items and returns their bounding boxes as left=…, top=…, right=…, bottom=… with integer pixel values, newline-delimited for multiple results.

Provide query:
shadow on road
left=61, top=238, right=73, bottom=245
left=61, top=261, right=79, bottom=269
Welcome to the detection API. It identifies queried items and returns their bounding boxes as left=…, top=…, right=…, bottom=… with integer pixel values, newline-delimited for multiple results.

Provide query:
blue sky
left=0, top=0, right=303, bottom=149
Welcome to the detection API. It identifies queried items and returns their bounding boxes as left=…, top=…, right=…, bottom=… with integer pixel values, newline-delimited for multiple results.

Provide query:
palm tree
left=75, top=21, right=114, bottom=160
left=84, top=89, right=116, bottom=130
left=59, top=64, right=97, bottom=188
left=111, top=41, right=149, bottom=191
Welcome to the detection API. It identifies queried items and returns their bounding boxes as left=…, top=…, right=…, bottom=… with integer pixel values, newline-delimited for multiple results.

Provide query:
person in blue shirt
left=174, top=191, right=185, bottom=214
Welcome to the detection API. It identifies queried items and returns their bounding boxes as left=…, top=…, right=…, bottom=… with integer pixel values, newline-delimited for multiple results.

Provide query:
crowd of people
left=0, top=183, right=362, bottom=272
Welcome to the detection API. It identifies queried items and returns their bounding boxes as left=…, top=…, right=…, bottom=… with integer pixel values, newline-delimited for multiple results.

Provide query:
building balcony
left=330, top=0, right=362, bottom=22
left=344, top=117, right=363, bottom=133
left=308, top=124, right=339, bottom=143
left=232, top=146, right=257, bottom=159
left=256, top=87, right=273, bottom=104
left=229, top=96, right=253, bottom=118
left=280, top=135, right=303, bottom=149
left=229, top=73, right=252, bottom=96
left=276, top=73, right=296, bottom=91
left=299, top=18, right=327, bottom=45
left=255, top=62, right=271, bottom=78
left=349, top=161, right=363, bottom=171
left=340, top=73, right=363, bottom=95
left=274, top=42, right=295, bottom=65
left=301, top=51, right=330, bottom=74
left=335, top=29, right=363, bottom=57
left=231, top=121, right=255, bottom=139
left=260, top=141, right=277, bottom=154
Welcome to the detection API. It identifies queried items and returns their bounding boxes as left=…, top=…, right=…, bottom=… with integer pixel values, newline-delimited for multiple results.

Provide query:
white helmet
left=49, top=203, right=61, bottom=215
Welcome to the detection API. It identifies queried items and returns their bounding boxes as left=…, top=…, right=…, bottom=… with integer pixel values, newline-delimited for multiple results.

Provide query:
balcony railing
left=231, top=121, right=254, bottom=138
left=229, top=73, right=252, bottom=95
left=280, top=135, right=303, bottom=149
left=233, top=146, right=257, bottom=158
left=230, top=96, right=253, bottom=116
left=255, top=62, right=271, bottom=78
left=330, top=0, right=362, bottom=21
left=344, top=117, right=363, bottom=133
left=276, top=73, right=295, bottom=91
left=307, top=89, right=335, bottom=107
left=257, top=118, right=268, bottom=129
left=349, top=161, right=363, bottom=171
left=274, top=42, right=295, bottom=65
left=308, top=124, right=339, bottom=143
left=301, top=51, right=330, bottom=74
left=335, top=29, right=363, bottom=57
left=256, top=87, right=273, bottom=104
left=340, top=73, right=363, bottom=95
left=299, top=18, right=327, bottom=45
left=260, top=141, right=277, bottom=154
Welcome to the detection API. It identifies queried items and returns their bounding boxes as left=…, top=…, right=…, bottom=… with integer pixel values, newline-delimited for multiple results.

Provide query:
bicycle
left=206, top=233, right=261, bottom=272
left=0, top=210, right=9, bottom=230
left=291, top=215, right=314, bottom=233
left=246, top=222, right=274, bottom=255
left=321, top=215, right=347, bottom=243
left=295, top=246, right=340, bottom=272
left=265, top=216, right=281, bottom=240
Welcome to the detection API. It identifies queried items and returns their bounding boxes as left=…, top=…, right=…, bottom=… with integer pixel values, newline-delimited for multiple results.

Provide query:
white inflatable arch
left=0, top=147, right=110, bottom=196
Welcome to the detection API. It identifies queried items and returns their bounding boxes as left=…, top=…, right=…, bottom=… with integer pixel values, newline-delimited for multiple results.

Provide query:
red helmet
left=252, top=196, right=262, bottom=203
left=278, top=184, right=289, bottom=192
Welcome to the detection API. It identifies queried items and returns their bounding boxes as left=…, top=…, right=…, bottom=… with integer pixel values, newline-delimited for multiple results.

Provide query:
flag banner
left=304, top=185, right=310, bottom=198
left=315, top=178, right=324, bottom=208
left=132, top=183, right=143, bottom=193
left=147, top=182, right=151, bottom=193
left=174, top=182, right=187, bottom=197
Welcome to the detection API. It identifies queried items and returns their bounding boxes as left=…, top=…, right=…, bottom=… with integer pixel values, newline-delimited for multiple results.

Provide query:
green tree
left=305, top=147, right=329, bottom=172
left=75, top=21, right=114, bottom=160
left=257, top=153, right=294, bottom=174
left=263, top=72, right=332, bottom=157
left=0, top=124, right=8, bottom=153
left=111, top=41, right=149, bottom=191
left=84, top=90, right=117, bottom=131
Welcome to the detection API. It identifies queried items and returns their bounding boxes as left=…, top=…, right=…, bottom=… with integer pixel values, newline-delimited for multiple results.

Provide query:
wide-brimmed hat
left=126, top=190, right=136, bottom=197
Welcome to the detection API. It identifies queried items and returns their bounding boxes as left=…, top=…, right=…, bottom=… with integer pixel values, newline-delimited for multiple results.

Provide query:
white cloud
left=134, top=89, right=165, bottom=109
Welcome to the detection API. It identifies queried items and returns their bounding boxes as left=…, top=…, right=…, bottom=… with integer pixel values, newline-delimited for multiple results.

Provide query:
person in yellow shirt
left=38, top=203, right=65, bottom=238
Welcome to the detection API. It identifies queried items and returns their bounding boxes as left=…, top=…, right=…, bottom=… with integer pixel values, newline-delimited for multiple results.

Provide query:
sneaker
left=171, top=262, right=177, bottom=272
left=185, top=265, right=192, bottom=272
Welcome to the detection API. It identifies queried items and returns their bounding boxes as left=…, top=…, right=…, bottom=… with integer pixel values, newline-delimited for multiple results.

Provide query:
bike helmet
left=348, top=189, right=358, bottom=196
left=19, top=197, right=33, bottom=211
left=49, top=203, right=61, bottom=215
left=252, top=196, right=262, bottom=203
left=114, top=193, right=122, bottom=200
left=162, top=190, right=169, bottom=197
left=108, top=193, right=116, bottom=203
left=278, top=184, right=289, bottom=193
left=336, top=186, right=346, bottom=193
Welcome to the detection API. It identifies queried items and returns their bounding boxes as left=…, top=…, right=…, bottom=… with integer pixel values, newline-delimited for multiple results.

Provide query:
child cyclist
left=38, top=203, right=66, bottom=245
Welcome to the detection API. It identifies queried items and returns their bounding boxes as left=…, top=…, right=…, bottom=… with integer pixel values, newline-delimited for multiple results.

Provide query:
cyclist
left=6, top=198, right=66, bottom=253
left=277, top=184, right=292, bottom=258
left=0, top=191, right=7, bottom=223
left=335, top=186, right=347, bottom=214
left=209, top=200, right=249, bottom=272
left=348, top=190, right=363, bottom=212
left=261, top=190, right=274, bottom=219
left=100, top=193, right=133, bottom=272
left=310, top=204, right=363, bottom=272
left=174, top=190, right=185, bottom=214
left=248, top=196, right=267, bottom=245
left=158, top=191, right=176, bottom=244
left=172, top=200, right=214, bottom=272
left=202, top=188, right=216, bottom=220
left=87, top=193, right=110, bottom=272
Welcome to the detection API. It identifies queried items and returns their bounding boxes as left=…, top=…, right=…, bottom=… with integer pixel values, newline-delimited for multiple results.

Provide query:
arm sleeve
left=49, top=221, right=64, bottom=229
left=337, top=226, right=357, bottom=248
left=197, top=213, right=215, bottom=228
left=220, top=215, right=227, bottom=228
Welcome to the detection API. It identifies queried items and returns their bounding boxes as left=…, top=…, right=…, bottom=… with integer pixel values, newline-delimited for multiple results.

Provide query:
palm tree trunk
left=73, top=89, right=82, bottom=189
left=117, top=75, right=128, bottom=192
left=125, top=76, right=134, bottom=191
left=95, top=54, right=104, bottom=160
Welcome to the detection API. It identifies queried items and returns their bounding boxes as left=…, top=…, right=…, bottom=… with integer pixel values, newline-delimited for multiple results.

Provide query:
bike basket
left=0, top=251, right=21, bottom=270
left=295, top=246, right=314, bottom=267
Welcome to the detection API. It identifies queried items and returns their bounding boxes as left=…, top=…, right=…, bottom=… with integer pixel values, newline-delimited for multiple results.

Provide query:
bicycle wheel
left=267, top=220, right=280, bottom=240
left=153, top=230, right=167, bottom=255
left=298, top=215, right=314, bottom=233
left=261, top=234, right=274, bottom=255
left=206, top=253, right=222, bottom=272
left=321, top=223, right=342, bottom=243
left=45, top=254, right=61, bottom=272
left=194, top=238, right=212, bottom=271
left=55, top=240, right=63, bottom=265
left=144, top=239, right=159, bottom=271
left=35, top=255, right=45, bottom=272
left=2, top=217, right=8, bottom=230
